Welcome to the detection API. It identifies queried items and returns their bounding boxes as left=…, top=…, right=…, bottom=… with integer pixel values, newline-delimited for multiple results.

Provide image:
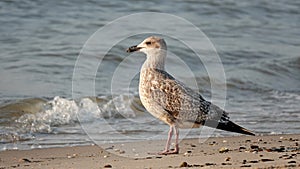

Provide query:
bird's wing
left=148, top=69, right=228, bottom=125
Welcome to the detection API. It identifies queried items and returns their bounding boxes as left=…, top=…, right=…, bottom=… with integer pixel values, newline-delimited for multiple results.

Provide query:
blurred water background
left=0, top=0, right=299, bottom=150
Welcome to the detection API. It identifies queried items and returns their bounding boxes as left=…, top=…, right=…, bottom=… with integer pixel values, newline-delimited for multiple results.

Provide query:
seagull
left=127, top=36, right=255, bottom=155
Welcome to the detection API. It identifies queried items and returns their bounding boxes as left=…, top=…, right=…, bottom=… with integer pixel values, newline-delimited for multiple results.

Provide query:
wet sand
left=0, top=134, right=299, bottom=169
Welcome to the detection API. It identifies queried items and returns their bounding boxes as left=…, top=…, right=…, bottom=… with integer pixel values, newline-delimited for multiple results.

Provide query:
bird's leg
left=167, top=126, right=179, bottom=154
left=172, top=126, right=179, bottom=153
left=159, top=126, right=179, bottom=155
left=159, top=125, right=173, bottom=155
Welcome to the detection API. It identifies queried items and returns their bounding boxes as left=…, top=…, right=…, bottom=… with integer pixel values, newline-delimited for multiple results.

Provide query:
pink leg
left=159, top=126, right=173, bottom=154
left=173, top=126, right=179, bottom=153
left=159, top=126, right=179, bottom=155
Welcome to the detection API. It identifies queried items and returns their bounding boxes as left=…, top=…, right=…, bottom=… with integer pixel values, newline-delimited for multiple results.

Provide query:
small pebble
left=179, top=162, right=188, bottom=167
left=221, top=162, right=232, bottom=165
left=250, top=145, right=259, bottom=149
left=249, top=160, right=259, bottom=163
left=209, top=141, right=217, bottom=146
left=68, top=153, right=78, bottom=158
left=105, top=146, right=114, bottom=150
left=104, top=164, right=112, bottom=168
left=285, top=164, right=297, bottom=168
left=279, top=154, right=289, bottom=158
left=261, top=158, right=274, bottom=162
left=239, top=146, right=247, bottom=151
left=193, top=164, right=202, bottom=167
left=250, top=145, right=263, bottom=152
left=241, top=164, right=252, bottom=167
left=184, top=151, right=192, bottom=156
left=219, top=147, right=229, bottom=153
left=225, top=157, right=231, bottom=161
left=205, top=163, right=216, bottom=166
left=267, top=147, right=285, bottom=152
left=19, top=158, right=32, bottom=163
left=284, top=155, right=294, bottom=160
left=288, top=160, right=296, bottom=164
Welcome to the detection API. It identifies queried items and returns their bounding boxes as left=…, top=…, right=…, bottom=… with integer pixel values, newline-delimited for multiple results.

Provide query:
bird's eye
left=145, top=41, right=151, bottom=45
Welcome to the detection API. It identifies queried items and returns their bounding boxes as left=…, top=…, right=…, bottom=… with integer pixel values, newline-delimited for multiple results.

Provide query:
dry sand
left=0, top=134, right=299, bottom=169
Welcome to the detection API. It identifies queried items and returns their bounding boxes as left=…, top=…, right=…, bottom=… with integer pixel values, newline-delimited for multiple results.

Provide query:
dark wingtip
left=205, top=120, right=255, bottom=136
left=219, top=121, right=255, bottom=136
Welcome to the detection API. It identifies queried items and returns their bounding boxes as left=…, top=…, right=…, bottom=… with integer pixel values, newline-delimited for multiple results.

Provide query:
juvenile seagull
left=127, top=36, right=255, bottom=155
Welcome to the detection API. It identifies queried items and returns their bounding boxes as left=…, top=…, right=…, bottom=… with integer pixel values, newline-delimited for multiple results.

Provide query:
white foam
left=16, top=96, right=95, bottom=133
left=15, top=95, right=137, bottom=134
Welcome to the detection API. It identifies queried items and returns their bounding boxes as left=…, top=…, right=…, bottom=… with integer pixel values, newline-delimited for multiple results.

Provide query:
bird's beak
left=126, top=45, right=142, bottom=53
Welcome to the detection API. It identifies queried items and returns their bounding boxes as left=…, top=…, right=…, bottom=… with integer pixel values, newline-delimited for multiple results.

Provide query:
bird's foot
left=158, top=149, right=179, bottom=155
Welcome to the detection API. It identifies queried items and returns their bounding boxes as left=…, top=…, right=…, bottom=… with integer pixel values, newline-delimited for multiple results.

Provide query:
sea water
left=0, top=0, right=299, bottom=150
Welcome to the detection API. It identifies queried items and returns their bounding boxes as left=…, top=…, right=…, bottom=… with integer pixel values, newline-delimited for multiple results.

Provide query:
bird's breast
left=139, top=69, right=161, bottom=109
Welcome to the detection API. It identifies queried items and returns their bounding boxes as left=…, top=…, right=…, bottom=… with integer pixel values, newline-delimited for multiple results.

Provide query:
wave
left=0, top=95, right=146, bottom=144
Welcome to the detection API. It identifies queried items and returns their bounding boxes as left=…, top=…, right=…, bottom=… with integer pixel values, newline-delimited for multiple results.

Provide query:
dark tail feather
left=205, top=120, right=255, bottom=136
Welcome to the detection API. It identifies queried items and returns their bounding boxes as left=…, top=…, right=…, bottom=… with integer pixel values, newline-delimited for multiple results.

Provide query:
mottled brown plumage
left=139, top=68, right=219, bottom=128
left=127, top=36, right=254, bottom=155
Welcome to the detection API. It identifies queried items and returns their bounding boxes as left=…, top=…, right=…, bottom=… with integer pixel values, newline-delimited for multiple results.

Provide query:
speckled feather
left=139, top=67, right=229, bottom=128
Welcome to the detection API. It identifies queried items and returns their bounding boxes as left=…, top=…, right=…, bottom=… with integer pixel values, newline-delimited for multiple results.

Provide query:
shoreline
left=0, top=134, right=299, bottom=169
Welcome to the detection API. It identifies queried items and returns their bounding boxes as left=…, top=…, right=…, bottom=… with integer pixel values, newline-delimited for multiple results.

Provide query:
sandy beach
left=0, top=134, right=299, bottom=169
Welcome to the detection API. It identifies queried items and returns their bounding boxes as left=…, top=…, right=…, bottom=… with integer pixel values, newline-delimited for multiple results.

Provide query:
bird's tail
left=205, top=120, right=255, bottom=136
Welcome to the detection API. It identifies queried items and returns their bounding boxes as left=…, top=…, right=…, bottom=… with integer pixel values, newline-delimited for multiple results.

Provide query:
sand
left=0, top=134, right=299, bottom=169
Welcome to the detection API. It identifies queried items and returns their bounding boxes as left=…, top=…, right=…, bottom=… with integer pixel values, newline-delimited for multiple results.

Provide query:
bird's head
left=126, top=36, right=167, bottom=56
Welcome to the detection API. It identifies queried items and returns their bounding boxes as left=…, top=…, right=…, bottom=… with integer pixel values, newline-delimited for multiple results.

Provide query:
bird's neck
left=142, top=50, right=166, bottom=70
